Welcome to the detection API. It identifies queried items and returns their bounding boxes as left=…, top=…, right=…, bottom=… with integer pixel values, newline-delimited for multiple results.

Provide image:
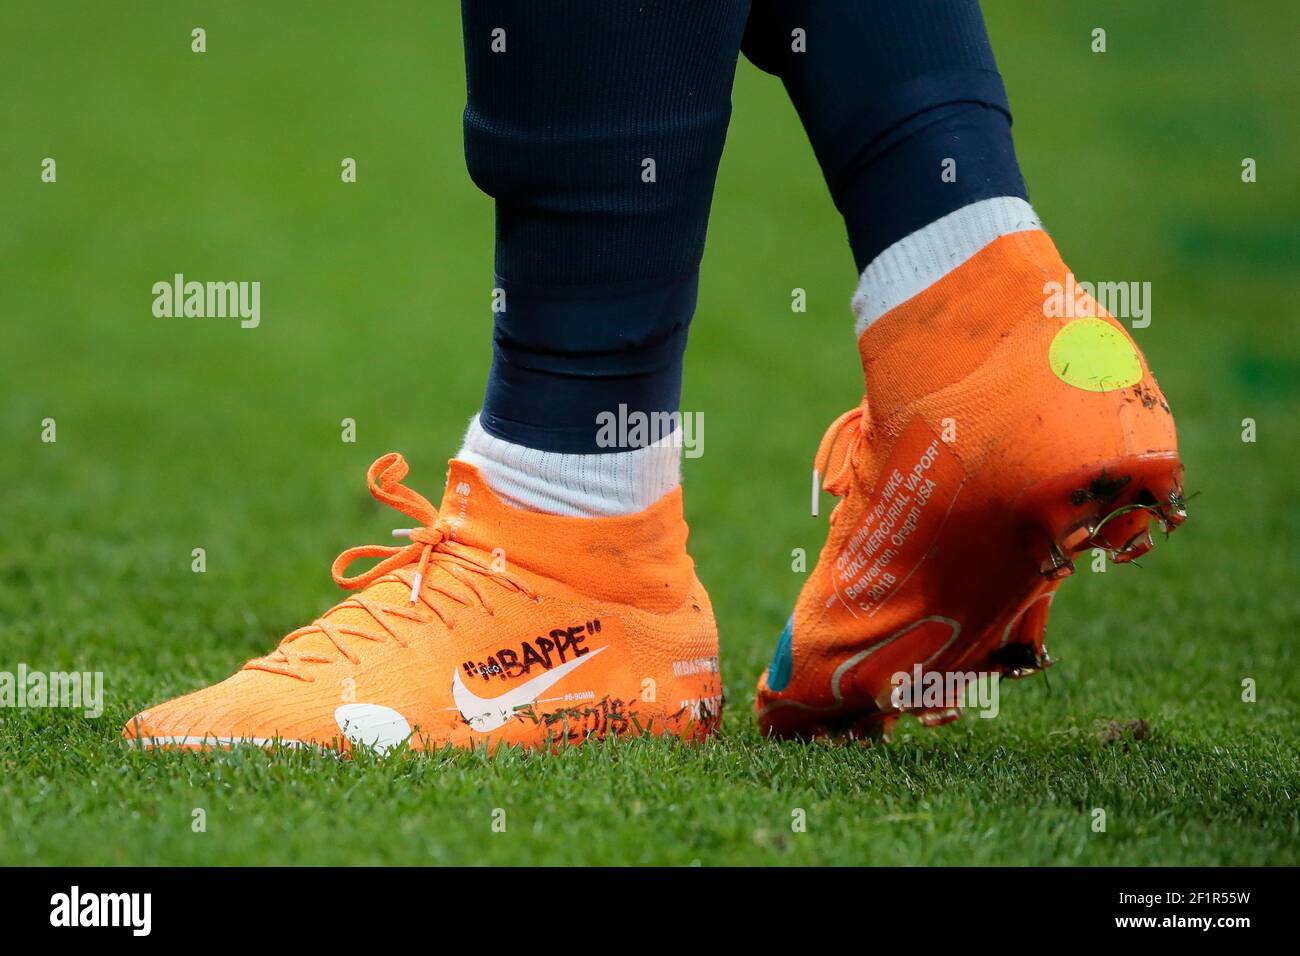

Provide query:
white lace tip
left=811, top=469, right=820, bottom=517
left=409, top=573, right=422, bottom=603
left=392, top=528, right=413, bottom=538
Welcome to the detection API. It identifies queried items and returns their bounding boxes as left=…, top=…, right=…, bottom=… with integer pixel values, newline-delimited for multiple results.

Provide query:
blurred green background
left=1, top=1, right=1296, bottom=865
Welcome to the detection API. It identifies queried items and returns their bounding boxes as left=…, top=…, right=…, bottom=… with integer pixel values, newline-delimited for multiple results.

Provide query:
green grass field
left=2, top=1, right=1297, bottom=866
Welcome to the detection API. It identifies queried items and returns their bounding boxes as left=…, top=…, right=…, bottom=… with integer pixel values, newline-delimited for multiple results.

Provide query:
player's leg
left=742, top=0, right=1027, bottom=274
left=461, top=0, right=750, bottom=515
left=742, top=1, right=1185, bottom=738
left=123, top=0, right=751, bottom=752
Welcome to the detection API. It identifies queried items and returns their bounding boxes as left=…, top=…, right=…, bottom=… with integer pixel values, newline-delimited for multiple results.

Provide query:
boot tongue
left=438, top=459, right=697, bottom=612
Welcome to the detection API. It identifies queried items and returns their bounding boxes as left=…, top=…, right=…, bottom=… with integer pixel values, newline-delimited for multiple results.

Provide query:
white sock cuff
left=851, top=196, right=1043, bottom=336
left=455, top=414, right=682, bottom=517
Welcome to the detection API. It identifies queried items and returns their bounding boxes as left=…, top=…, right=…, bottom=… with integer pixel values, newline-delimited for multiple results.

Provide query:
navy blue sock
left=461, top=0, right=751, bottom=453
left=742, top=0, right=1028, bottom=272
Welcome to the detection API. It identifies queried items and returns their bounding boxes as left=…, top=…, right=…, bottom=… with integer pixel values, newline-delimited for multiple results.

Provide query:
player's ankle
left=851, top=196, right=1043, bottom=336
left=456, top=413, right=682, bottom=518
left=849, top=199, right=1070, bottom=419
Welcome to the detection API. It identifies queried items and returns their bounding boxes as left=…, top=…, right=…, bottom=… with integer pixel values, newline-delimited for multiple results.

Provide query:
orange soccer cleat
left=125, top=453, right=722, bottom=753
left=757, top=228, right=1186, bottom=740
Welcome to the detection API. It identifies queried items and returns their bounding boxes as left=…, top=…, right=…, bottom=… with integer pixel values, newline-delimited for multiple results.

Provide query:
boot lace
left=244, top=453, right=536, bottom=681
left=811, top=399, right=870, bottom=518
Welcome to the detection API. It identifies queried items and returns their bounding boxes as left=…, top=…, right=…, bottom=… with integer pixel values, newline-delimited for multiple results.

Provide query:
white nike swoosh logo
left=334, top=703, right=413, bottom=755
left=453, top=646, right=607, bottom=732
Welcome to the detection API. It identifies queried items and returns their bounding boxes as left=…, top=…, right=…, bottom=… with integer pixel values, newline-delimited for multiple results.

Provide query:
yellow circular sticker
left=1048, top=318, right=1142, bottom=392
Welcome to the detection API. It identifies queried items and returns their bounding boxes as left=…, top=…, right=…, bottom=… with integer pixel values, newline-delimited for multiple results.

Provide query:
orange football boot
left=125, top=453, right=721, bottom=752
left=757, top=229, right=1186, bottom=740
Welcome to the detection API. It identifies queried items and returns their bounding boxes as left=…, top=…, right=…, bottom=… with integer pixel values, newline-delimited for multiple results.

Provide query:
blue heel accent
left=767, top=614, right=795, bottom=692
